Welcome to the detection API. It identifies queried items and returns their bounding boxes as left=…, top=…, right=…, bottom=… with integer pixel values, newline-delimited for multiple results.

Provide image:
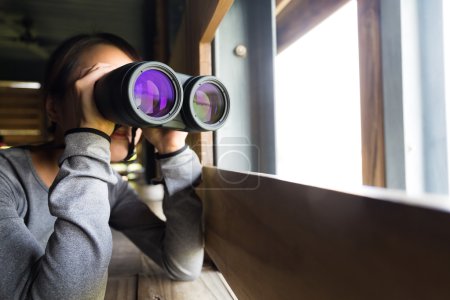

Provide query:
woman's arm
left=109, top=146, right=204, bottom=280
left=0, top=131, right=117, bottom=300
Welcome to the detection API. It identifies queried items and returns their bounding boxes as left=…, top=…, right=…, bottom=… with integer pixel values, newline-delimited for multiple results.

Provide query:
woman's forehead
left=75, top=44, right=133, bottom=78
left=77, top=44, right=133, bottom=68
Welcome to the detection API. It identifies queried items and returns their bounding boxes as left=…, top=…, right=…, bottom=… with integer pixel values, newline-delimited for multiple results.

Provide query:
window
left=398, top=0, right=448, bottom=195
left=445, top=0, right=450, bottom=191
left=275, top=1, right=361, bottom=189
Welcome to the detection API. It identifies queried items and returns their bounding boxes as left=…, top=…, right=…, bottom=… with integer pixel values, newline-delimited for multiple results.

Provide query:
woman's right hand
left=69, top=63, right=116, bottom=135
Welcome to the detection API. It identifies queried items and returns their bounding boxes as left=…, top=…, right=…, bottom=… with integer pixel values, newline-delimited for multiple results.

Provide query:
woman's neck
left=29, top=141, right=65, bottom=188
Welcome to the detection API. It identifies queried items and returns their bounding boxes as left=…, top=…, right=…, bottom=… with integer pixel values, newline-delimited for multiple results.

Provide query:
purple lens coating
left=193, top=83, right=225, bottom=124
left=134, top=69, right=176, bottom=118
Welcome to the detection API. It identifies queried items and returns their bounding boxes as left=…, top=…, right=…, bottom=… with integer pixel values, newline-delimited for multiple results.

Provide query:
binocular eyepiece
left=94, top=61, right=230, bottom=131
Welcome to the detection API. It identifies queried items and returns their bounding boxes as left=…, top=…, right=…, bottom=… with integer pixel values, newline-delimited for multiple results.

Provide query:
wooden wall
left=0, top=87, right=46, bottom=146
left=199, top=166, right=450, bottom=300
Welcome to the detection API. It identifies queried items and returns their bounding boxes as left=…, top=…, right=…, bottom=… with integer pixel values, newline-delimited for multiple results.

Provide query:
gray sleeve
left=109, top=146, right=204, bottom=280
left=0, top=132, right=117, bottom=300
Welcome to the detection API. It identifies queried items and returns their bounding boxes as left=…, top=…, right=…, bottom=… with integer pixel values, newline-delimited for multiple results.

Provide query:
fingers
left=143, top=128, right=187, bottom=154
left=72, top=63, right=116, bottom=135
left=78, top=63, right=115, bottom=85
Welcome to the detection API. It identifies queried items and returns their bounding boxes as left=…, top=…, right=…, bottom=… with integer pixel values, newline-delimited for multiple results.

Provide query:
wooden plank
left=357, top=0, right=386, bottom=187
left=1, top=135, right=43, bottom=146
left=105, top=276, right=138, bottom=300
left=276, top=0, right=292, bottom=15
left=0, top=114, right=41, bottom=121
left=0, top=132, right=41, bottom=138
left=0, top=87, right=41, bottom=96
left=0, top=107, right=41, bottom=114
left=108, top=230, right=145, bottom=277
left=0, top=105, right=41, bottom=111
left=138, top=258, right=234, bottom=300
left=0, top=118, right=42, bottom=126
left=0, top=98, right=41, bottom=106
left=0, top=91, right=41, bottom=102
left=276, top=0, right=350, bottom=53
left=199, top=166, right=450, bottom=300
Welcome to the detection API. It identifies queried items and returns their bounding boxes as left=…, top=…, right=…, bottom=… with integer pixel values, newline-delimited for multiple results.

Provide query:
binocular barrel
left=94, top=61, right=230, bottom=131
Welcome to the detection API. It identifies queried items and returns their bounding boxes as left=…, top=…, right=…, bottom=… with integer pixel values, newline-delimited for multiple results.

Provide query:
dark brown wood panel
left=168, top=0, right=233, bottom=166
left=0, top=119, right=41, bottom=127
left=2, top=135, right=43, bottom=145
left=104, top=276, right=138, bottom=300
left=153, top=0, right=169, bottom=63
left=357, top=0, right=386, bottom=187
left=276, top=0, right=350, bottom=53
left=0, top=87, right=46, bottom=146
left=138, top=263, right=234, bottom=300
left=199, top=166, right=450, bottom=300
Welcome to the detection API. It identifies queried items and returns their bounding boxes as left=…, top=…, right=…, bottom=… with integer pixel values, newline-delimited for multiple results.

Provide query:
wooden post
left=168, top=0, right=234, bottom=165
left=357, top=0, right=386, bottom=187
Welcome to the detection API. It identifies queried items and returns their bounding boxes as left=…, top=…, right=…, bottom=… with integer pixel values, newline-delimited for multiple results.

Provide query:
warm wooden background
left=0, top=87, right=46, bottom=146
left=200, top=166, right=450, bottom=300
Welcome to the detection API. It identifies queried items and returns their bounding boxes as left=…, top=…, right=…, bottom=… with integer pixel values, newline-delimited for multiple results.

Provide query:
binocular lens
left=193, top=82, right=227, bottom=125
left=94, top=61, right=183, bottom=127
left=133, top=69, right=176, bottom=118
left=94, top=61, right=229, bottom=131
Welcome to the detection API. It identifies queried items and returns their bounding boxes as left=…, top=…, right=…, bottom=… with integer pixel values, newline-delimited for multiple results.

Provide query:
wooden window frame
left=166, top=0, right=234, bottom=166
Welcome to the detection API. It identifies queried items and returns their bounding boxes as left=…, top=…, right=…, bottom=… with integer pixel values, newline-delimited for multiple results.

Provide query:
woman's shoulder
left=0, top=146, right=28, bottom=167
left=0, top=147, right=30, bottom=186
left=0, top=147, right=29, bottom=208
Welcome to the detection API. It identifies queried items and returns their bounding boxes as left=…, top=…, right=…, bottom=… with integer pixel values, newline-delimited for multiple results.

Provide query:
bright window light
left=275, top=1, right=362, bottom=189
left=444, top=0, right=450, bottom=190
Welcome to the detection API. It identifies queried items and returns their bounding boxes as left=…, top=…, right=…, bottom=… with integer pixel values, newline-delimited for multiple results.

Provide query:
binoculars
left=94, top=61, right=230, bottom=131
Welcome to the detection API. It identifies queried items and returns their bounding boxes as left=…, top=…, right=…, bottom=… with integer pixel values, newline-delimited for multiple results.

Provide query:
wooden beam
left=275, top=0, right=292, bottom=16
left=199, top=0, right=235, bottom=44
left=199, top=166, right=450, bottom=300
left=276, top=0, right=350, bottom=53
left=168, top=0, right=234, bottom=165
left=153, top=0, right=169, bottom=63
left=357, top=0, right=386, bottom=187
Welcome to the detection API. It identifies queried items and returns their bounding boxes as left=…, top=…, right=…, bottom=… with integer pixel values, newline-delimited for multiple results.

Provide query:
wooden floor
left=105, top=197, right=235, bottom=300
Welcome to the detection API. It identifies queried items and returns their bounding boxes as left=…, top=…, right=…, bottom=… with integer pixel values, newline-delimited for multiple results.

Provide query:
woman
left=0, top=33, right=204, bottom=299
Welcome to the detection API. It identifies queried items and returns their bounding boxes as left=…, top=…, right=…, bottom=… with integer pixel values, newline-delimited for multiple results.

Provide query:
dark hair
left=43, top=32, right=141, bottom=132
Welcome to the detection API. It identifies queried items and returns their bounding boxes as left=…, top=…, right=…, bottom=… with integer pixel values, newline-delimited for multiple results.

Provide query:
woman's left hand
left=143, top=128, right=187, bottom=155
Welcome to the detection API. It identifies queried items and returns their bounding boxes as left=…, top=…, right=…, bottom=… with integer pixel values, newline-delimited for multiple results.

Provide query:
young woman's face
left=61, top=44, right=142, bottom=162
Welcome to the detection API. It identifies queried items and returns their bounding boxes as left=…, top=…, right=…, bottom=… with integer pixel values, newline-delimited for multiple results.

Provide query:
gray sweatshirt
left=0, top=131, right=204, bottom=300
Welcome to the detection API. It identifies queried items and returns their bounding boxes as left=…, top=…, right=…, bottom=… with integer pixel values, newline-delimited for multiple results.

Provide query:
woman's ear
left=45, top=96, right=60, bottom=124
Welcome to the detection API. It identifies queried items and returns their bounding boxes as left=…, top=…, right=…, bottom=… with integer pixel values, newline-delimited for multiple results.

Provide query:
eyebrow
left=78, top=66, right=93, bottom=78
